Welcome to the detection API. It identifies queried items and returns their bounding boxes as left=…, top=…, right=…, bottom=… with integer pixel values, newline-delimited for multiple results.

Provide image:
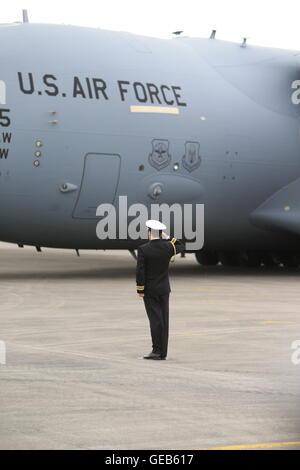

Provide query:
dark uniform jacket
left=136, top=237, right=185, bottom=296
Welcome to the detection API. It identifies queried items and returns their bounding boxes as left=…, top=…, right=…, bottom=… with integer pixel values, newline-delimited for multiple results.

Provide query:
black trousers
left=143, top=293, right=170, bottom=358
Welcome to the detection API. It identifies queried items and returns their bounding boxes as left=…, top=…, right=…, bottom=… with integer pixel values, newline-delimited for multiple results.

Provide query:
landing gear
left=273, top=253, right=299, bottom=268
left=195, top=249, right=300, bottom=268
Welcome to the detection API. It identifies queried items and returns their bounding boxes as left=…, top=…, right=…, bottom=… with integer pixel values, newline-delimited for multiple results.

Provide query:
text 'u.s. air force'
left=17, top=73, right=187, bottom=107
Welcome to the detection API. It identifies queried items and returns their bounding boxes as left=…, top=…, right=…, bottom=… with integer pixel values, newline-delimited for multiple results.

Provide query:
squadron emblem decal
left=182, top=141, right=201, bottom=172
left=149, top=139, right=171, bottom=170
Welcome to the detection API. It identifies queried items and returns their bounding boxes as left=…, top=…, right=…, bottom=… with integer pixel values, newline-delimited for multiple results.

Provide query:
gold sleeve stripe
left=171, top=238, right=176, bottom=244
left=170, top=240, right=176, bottom=257
left=136, top=286, right=145, bottom=290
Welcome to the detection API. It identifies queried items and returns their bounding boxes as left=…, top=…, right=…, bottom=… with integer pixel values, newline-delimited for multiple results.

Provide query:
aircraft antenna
left=241, top=37, right=248, bottom=48
left=210, top=30, right=216, bottom=39
left=22, top=10, right=29, bottom=23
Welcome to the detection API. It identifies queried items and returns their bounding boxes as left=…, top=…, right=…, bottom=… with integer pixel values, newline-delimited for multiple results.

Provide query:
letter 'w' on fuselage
left=0, top=81, right=6, bottom=105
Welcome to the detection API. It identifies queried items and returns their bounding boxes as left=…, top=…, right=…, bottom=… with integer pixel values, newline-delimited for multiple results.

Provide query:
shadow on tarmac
left=0, top=259, right=300, bottom=280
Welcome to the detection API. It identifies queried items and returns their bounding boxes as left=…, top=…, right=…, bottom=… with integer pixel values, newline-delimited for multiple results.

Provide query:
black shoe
left=143, top=352, right=162, bottom=360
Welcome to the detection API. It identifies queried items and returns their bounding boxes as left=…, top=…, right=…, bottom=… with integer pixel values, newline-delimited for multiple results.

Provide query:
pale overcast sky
left=2, top=0, right=300, bottom=50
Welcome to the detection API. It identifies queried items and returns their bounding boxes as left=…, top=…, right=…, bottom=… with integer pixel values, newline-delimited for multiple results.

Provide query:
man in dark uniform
left=136, top=220, right=185, bottom=360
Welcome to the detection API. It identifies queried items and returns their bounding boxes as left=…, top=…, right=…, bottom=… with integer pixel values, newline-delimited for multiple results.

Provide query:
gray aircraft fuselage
left=1, top=23, right=300, bottom=258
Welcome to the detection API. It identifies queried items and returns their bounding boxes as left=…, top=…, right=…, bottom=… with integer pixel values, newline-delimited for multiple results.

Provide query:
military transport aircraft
left=1, top=12, right=300, bottom=268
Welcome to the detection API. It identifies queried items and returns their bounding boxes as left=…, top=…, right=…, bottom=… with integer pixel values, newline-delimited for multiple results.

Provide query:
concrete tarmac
left=0, top=242, right=300, bottom=450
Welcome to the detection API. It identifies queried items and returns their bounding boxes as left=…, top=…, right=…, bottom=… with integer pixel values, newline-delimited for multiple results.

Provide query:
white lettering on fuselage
left=0, top=81, right=6, bottom=105
left=291, top=80, right=300, bottom=104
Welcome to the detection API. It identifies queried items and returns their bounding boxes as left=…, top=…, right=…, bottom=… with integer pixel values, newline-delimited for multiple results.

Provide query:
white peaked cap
left=145, top=219, right=166, bottom=230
